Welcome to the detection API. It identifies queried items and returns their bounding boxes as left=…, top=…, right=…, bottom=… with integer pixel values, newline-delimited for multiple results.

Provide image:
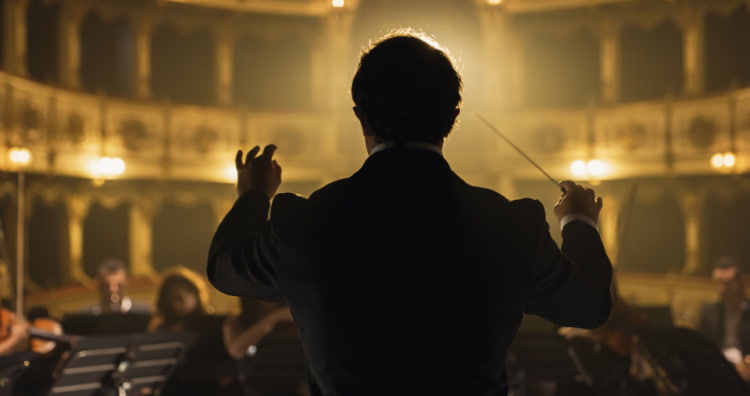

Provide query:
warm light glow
left=570, top=160, right=587, bottom=177
left=711, top=152, right=737, bottom=169
left=488, top=0, right=502, bottom=5
left=724, top=152, right=736, bottom=167
left=8, top=147, right=31, bottom=167
left=223, top=164, right=238, bottom=183
left=570, top=159, right=611, bottom=178
left=710, top=153, right=725, bottom=168
left=332, top=0, right=344, bottom=7
left=88, top=156, right=126, bottom=179
left=587, top=159, right=609, bottom=177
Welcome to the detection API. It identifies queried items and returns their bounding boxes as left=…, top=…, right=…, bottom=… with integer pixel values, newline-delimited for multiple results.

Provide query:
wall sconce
left=8, top=147, right=32, bottom=168
left=570, top=159, right=611, bottom=179
left=710, top=151, right=736, bottom=170
left=88, top=156, right=126, bottom=183
left=332, top=0, right=345, bottom=8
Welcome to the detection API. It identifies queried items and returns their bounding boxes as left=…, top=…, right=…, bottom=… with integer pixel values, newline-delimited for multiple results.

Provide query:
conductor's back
left=207, top=31, right=612, bottom=396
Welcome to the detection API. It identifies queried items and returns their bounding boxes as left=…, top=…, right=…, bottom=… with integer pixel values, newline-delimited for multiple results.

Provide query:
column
left=66, top=195, right=93, bottom=284
left=507, top=31, right=525, bottom=108
left=679, top=192, right=703, bottom=274
left=600, top=15, right=621, bottom=103
left=58, top=1, right=84, bottom=89
left=323, top=6, right=355, bottom=112
left=215, top=21, right=234, bottom=106
left=680, top=4, right=705, bottom=96
left=2, top=0, right=28, bottom=76
left=477, top=3, right=508, bottom=109
left=599, top=193, right=621, bottom=270
left=129, top=197, right=157, bottom=278
left=134, top=10, right=154, bottom=100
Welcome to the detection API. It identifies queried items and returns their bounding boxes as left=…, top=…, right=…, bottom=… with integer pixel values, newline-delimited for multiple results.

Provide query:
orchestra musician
left=698, top=256, right=750, bottom=382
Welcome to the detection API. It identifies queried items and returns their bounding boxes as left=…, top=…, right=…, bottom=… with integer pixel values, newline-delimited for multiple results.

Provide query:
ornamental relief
left=19, top=103, right=44, bottom=144
left=119, top=119, right=149, bottom=152
left=192, top=126, right=218, bottom=155
left=531, top=125, right=565, bottom=153
left=687, top=116, right=718, bottom=149
left=66, top=113, right=86, bottom=146
left=613, top=122, right=648, bottom=151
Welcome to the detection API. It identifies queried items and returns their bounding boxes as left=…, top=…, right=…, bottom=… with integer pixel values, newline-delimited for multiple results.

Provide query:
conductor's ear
left=353, top=106, right=371, bottom=137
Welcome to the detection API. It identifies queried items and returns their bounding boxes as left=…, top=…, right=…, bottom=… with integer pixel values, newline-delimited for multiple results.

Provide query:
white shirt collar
left=368, top=141, right=443, bottom=156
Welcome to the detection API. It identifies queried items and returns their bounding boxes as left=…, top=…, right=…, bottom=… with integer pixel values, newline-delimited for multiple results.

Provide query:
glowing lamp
left=587, top=159, right=609, bottom=177
left=488, top=0, right=502, bottom=5
left=8, top=147, right=31, bottom=167
left=570, top=159, right=611, bottom=178
left=570, top=160, right=587, bottom=177
left=332, top=0, right=344, bottom=7
left=711, top=152, right=737, bottom=170
left=88, top=156, right=126, bottom=179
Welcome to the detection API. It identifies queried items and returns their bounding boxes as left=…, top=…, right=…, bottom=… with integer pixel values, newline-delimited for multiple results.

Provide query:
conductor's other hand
left=553, top=180, right=603, bottom=223
left=236, top=144, right=282, bottom=199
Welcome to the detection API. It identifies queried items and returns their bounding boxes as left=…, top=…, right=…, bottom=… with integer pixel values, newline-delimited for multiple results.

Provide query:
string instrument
left=0, top=217, right=71, bottom=355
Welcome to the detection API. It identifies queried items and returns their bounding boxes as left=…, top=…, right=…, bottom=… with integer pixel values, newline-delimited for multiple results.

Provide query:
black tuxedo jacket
left=698, top=300, right=750, bottom=356
left=208, top=147, right=612, bottom=396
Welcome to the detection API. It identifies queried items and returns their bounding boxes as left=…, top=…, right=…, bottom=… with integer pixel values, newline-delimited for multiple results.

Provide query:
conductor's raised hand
left=553, top=180, right=603, bottom=223
left=235, top=144, right=282, bottom=199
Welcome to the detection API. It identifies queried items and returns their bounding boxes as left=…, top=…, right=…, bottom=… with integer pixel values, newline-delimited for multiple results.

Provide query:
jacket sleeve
left=519, top=199, right=613, bottom=329
left=206, top=190, right=283, bottom=301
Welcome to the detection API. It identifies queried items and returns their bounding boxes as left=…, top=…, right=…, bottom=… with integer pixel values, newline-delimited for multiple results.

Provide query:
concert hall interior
left=0, top=0, right=749, bottom=395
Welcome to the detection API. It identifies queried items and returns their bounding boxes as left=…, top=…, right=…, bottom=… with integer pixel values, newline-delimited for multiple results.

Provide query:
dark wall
left=83, top=202, right=130, bottom=278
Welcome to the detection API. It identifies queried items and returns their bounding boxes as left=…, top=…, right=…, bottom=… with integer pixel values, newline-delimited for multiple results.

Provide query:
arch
left=233, top=15, right=319, bottom=110
left=705, top=4, right=750, bottom=92
left=619, top=20, right=683, bottom=102
left=28, top=199, right=69, bottom=287
left=701, top=189, right=750, bottom=276
left=26, top=0, right=60, bottom=84
left=519, top=27, right=600, bottom=108
left=80, top=11, right=135, bottom=97
left=151, top=201, right=214, bottom=274
left=617, top=189, right=685, bottom=273
left=151, top=24, right=215, bottom=105
left=83, top=202, right=130, bottom=278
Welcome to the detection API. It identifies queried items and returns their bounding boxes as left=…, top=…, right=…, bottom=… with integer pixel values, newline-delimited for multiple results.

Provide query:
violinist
left=698, top=256, right=750, bottom=382
left=0, top=309, right=29, bottom=356
left=559, top=285, right=667, bottom=396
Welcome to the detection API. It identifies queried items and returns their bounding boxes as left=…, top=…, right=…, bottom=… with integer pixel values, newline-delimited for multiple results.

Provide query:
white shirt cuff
left=560, top=213, right=598, bottom=232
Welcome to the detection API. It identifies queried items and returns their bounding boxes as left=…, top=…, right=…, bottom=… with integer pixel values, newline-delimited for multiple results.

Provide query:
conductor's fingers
left=235, top=150, right=243, bottom=170
left=259, top=144, right=278, bottom=161
left=244, top=146, right=261, bottom=165
left=559, top=180, right=577, bottom=195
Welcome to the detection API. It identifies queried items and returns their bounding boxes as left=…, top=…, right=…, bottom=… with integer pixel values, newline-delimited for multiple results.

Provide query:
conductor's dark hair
left=351, top=30, right=462, bottom=144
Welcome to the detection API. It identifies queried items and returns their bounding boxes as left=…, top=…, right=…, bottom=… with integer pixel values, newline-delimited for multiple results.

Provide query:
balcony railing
left=1, top=70, right=748, bottom=184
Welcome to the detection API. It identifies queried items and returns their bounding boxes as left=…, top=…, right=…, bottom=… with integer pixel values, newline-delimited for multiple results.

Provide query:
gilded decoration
left=192, top=126, right=218, bottom=155
left=66, top=113, right=86, bottom=146
left=688, top=116, right=718, bottom=149
left=615, top=122, right=647, bottom=151
left=20, top=103, right=44, bottom=144
left=531, top=125, right=564, bottom=153
left=120, top=119, right=148, bottom=152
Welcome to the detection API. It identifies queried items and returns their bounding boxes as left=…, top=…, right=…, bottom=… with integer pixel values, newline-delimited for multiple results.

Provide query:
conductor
left=207, top=31, right=613, bottom=396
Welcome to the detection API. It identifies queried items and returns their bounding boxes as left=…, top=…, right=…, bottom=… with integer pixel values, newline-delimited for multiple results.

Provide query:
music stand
left=48, top=330, right=196, bottom=396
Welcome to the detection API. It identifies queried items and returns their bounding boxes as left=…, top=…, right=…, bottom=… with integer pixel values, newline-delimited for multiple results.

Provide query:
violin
left=0, top=306, right=71, bottom=355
